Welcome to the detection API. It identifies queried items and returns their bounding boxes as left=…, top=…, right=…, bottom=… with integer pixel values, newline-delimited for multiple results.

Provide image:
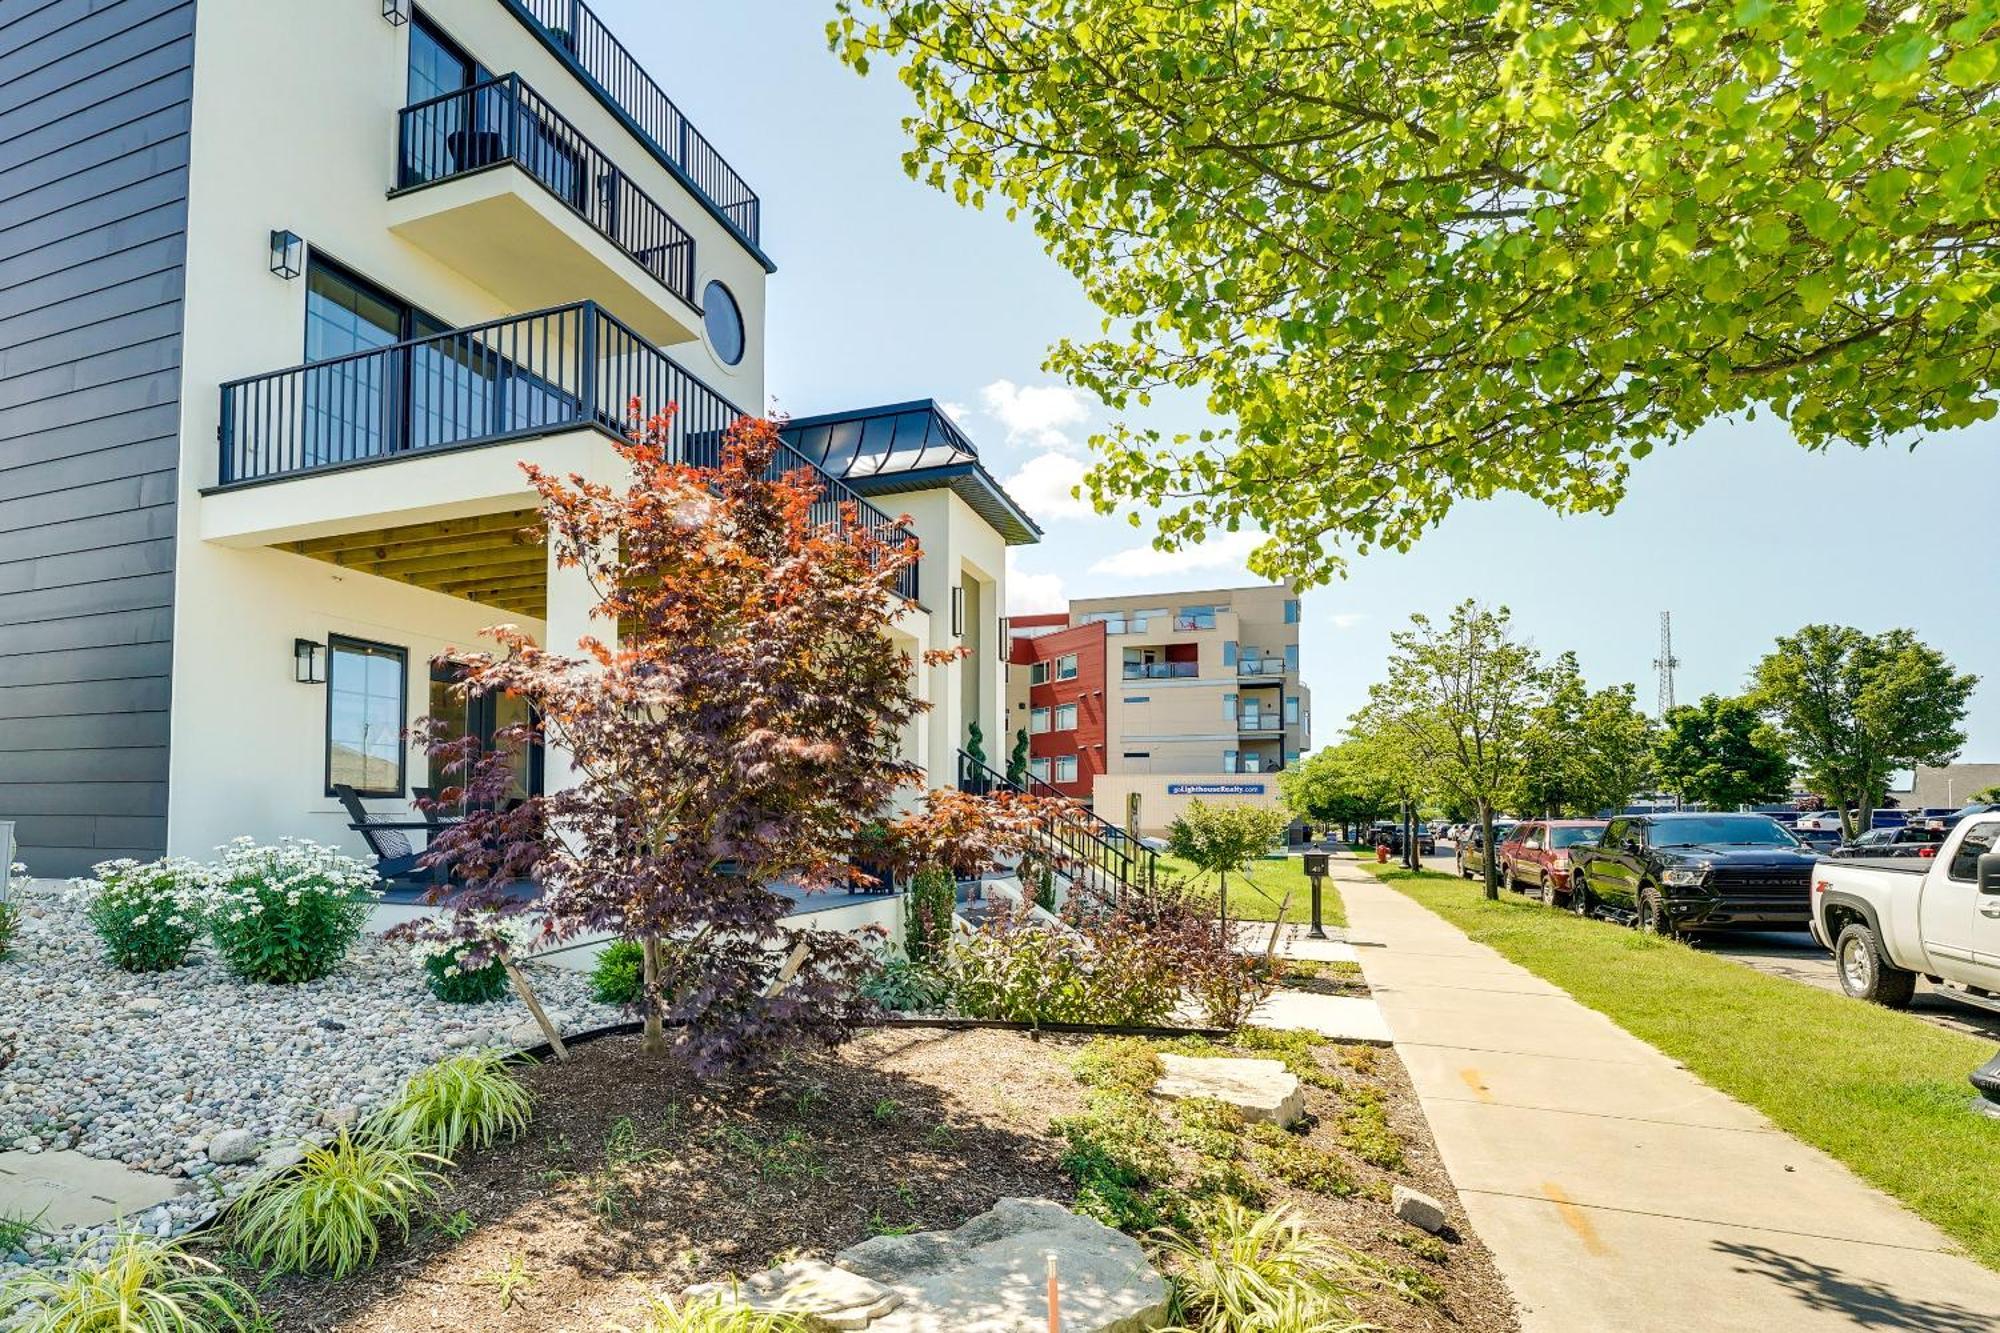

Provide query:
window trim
left=1029, top=706, right=1051, bottom=735
left=1054, top=702, right=1078, bottom=731
left=1056, top=653, right=1079, bottom=681
left=1054, top=754, right=1079, bottom=783
left=1028, top=756, right=1052, bottom=782
left=325, top=633, right=409, bottom=798
left=1030, top=661, right=1051, bottom=686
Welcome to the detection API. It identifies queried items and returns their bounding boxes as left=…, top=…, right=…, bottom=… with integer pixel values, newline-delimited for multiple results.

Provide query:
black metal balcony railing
left=216, top=301, right=918, bottom=601
left=510, top=0, right=761, bottom=245
left=397, top=74, right=695, bottom=309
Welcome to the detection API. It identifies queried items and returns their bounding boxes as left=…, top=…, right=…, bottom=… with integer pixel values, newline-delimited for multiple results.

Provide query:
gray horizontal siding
left=0, top=0, right=191, bottom=878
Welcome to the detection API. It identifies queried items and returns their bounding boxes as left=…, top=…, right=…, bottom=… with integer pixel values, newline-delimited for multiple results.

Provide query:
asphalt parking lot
left=1420, top=844, right=2000, bottom=1042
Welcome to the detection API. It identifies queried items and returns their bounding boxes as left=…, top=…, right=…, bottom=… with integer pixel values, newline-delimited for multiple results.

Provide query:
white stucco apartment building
left=0, top=0, right=1039, bottom=879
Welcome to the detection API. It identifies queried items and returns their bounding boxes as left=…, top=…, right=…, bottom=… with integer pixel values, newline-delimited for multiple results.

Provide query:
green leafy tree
left=1517, top=653, right=1654, bottom=817
left=1166, top=799, right=1293, bottom=922
left=1358, top=601, right=1541, bottom=897
left=1970, top=784, right=2000, bottom=804
left=832, top=1, right=2000, bottom=583
left=1653, top=695, right=1794, bottom=812
left=1007, top=726, right=1031, bottom=787
left=1752, top=626, right=1978, bottom=838
left=1279, top=739, right=1396, bottom=838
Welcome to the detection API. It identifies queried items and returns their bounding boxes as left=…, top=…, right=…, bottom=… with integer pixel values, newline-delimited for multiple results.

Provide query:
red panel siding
left=1008, top=621, right=1106, bottom=800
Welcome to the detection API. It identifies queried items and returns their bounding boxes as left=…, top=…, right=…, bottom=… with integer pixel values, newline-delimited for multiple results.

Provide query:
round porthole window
left=703, top=280, right=745, bottom=366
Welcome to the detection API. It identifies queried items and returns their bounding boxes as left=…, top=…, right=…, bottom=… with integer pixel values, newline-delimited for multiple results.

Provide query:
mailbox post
left=1302, top=851, right=1330, bottom=940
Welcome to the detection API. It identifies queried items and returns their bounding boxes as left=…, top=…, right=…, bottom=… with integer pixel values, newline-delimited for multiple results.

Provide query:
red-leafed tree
left=409, top=410, right=956, bottom=1072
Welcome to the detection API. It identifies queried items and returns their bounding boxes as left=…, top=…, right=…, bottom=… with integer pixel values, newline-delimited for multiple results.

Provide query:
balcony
left=1237, top=657, right=1290, bottom=678
left=389, top=74, right=699, bottom=345
left=1237, top=716, right=1285, bottom=733
left=1122, top=662, right=1199, bottom=680
left=504, top=0, right=761, bottom=248
left=213, top=301, right=916, bottom=601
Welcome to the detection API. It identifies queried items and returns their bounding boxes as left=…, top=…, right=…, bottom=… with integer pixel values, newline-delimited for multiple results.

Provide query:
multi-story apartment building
left=0, top=0, right=1036, bottom=878
left=1007, top=584, right=1309, bottom=835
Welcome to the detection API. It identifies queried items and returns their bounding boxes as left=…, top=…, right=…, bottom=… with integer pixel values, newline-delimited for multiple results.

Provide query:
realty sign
left=1167, top=783, right=1267, bottom=796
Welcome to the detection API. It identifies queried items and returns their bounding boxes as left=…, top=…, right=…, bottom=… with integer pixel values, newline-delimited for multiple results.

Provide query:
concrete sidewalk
left=1333, top=860, right=2000, bottom=1332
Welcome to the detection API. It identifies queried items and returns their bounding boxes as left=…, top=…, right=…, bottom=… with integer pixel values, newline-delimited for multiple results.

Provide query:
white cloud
left=1006, top=551, right=1069, bottom=614
left=979, top=379, right=1090, bottom=451
left=1330, top=612, right=1368, bottom=630
left=1002, top=451, right=1093, bottom=521
left=1089, top=529, right=1263, bottom=579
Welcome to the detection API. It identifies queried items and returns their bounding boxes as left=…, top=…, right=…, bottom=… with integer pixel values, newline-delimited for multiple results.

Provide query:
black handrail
left=215, top=301, right=918, bottom=601
left=956, top=748, right=1158, bottom=905
left=506, top=0, right=761, bottom=245
left=396, top=73, right=695, bottom=308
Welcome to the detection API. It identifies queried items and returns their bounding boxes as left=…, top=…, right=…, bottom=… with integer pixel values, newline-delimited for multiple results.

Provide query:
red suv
left=1499, top=819, right=1609, bottom=907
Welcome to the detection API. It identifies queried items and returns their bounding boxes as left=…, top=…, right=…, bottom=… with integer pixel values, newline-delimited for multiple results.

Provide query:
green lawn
left=1363, top=862, right=2000, bottom=1271
left=1159, top=852, right=1347, bottom=930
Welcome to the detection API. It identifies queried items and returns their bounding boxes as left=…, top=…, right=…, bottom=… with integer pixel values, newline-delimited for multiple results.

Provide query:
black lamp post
left=1303, top=852, right=1329, bottom=940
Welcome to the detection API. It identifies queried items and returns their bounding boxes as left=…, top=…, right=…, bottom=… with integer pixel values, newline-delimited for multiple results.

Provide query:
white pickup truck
left=1811, top=813, right=2000, bottom=1010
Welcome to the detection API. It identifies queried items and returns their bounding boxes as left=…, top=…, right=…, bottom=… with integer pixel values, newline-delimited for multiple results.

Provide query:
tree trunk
left=640, top=934, right=665, bottom=1056
left=1480, top=802, right=1499, bottom=901
left=500, top=953, right=568, bottom=1062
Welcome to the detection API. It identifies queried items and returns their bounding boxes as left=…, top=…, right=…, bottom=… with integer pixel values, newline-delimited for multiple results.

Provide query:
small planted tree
left=1007, top=726, right=1031, bottom=787
left=411, top=412, right=953, bottom=1073
left=1167, top=799, right=1293, bottom=924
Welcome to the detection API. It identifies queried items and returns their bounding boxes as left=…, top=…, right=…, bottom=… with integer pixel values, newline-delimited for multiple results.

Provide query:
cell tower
left=1653, top=611, right=1680, bottom=717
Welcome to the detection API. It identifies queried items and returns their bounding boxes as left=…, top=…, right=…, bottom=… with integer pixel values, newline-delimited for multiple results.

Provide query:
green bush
left=0, top=1230, right=259, bottom=1332
left=950, top=913, right=1182, bottom=1025
left=861, top=956, right=953, bottom=1012
left=903, top=865, right=957, bottom=963
left=1152, top=1199, right=1362, bottom=1332
left=204, top=838, right=378, bottom=984
left=80, top=857, right=207, bottom=973
left=420, top=941, right=511, bottom=1004
left=1248, top=1124, right=1353, bottom=1197
left=375, top=1051, right=533, bottom=1157
left=590, top=939, right=645, bottom=1005
left=232, top=1129, right=441, bottom=1278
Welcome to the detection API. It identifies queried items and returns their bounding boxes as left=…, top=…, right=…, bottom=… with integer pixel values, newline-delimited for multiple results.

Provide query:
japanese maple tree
left=413, top=410, right=954, bottom=1072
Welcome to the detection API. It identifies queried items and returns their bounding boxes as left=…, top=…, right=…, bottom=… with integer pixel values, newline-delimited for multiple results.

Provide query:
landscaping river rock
left=0, top=885, right=623, bottom=1280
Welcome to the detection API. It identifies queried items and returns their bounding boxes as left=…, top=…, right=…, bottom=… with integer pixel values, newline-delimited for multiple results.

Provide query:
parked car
left=1497, top=819, right=1610, bottom=907
left=1454, top=820, right=1517, bottom=881
left=1830, top=827, right=1943, bottom=860
left=1370, top=821, right=1436, bottom=856
left=1914, top=801, right=2000, bottom=834
left=1794, top=810, right=1845, bottom=833
left=1567, top=812, right=1818, bottom=934
left=1812, top=813, right=2000, bottom=1010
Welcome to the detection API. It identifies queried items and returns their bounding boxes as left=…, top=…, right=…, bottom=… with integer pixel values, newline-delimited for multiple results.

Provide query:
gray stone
left=838, top=1197, right=1168, bottom=1332
left=205, top=1130, right=258, bottom=1165
left=684, top=1258, right=902, bottom=1330
left=258, top=1144, right=305, bottom=1174
left=1153, top=1054, right=1305, bottom=1128
left=1393, top=1184, right=1449, bottom=1234
left=125, top=998, right=165, bottom=1016
left=505, top=1021, right=548, bottom=1049
left=319, top=1104, right=359, bottom=1132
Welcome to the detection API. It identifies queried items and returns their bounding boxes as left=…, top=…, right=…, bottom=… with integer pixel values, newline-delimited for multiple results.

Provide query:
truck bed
left=1815, top=856, right=1926, bottom=875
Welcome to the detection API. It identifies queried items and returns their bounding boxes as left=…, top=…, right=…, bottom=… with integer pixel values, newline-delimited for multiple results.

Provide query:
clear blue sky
left=602, top=0, right=1998, bottom=758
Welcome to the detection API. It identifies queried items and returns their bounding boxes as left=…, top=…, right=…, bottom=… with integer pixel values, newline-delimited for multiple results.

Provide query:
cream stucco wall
left=893, top=489, right=1007, bottom=782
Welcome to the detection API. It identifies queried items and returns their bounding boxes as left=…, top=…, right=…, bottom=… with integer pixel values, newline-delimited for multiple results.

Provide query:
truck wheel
left=1568, top=873, right=1594, bottom=918
left=1503, top=863, right=1518, bottom=894
left=1541, top=876, right=1561, bottom=909
left=1834, top=922, right=1916, bottom=1008
left=1637, top=887, right=1677, bottom=938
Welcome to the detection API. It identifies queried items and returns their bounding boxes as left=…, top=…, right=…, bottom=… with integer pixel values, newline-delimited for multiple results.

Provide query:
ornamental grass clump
left=231, top=1129, right=440, bottom=1279
left=78, top=856, right=209, bottom=972
left=375, top=1050, right=533, bottom=1157
left=625, top=1294, right=813, bottom=1332
left=0, top=1230, right=260, bottom=1332
left=0, top=862, right=22, bottom=963
left=204, top=837, right=379, bottom=984
left=1154, top=1200, right=1366, bottom=1333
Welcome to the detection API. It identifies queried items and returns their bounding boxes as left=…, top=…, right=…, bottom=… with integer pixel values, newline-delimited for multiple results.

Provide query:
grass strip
left=1364, top=863, right=2000, bottom=1271
left=1162, top=854, right=1349, bottom=929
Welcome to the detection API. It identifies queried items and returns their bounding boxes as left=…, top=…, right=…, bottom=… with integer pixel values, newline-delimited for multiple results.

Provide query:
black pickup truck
left=1567, top=812, right=1820, bottom=935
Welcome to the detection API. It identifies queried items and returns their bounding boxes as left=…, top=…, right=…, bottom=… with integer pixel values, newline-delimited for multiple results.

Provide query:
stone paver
left=0, top=1151, right=185, bottom=1231
left=1232, top=920, right=1357, bottom=963
left=1249, top=989, right=1393, bottom=1044
left=1332, top=857, right=2000, bottom=1333
left=1153, top=1054, right=1305, bottom=1126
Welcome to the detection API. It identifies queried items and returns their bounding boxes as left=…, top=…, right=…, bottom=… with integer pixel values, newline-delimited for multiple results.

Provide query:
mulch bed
left=226, top=1018, right=1517, bottom=1331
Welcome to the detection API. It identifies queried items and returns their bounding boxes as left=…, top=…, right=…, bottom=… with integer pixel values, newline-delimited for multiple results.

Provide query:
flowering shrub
left=417, top=941, right=510, bottom=1004
left=78, top=857, right=208, bottom=972
left=206, top=838, right=380, bottom=984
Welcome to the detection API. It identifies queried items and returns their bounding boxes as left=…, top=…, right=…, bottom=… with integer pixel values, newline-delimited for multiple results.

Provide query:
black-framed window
left=408, top=11, right=487, bottom=106
left=326, top=635, right=408, bottom=797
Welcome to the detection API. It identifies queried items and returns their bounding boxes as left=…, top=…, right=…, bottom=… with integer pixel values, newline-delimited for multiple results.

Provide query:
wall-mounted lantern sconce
left=269, top=229, right=304, bottom=280
left=294, top=638, right=327, bottom=685
left=383, top=0, right=412, bottom=24
left=950, top=584, right=965, bottom=638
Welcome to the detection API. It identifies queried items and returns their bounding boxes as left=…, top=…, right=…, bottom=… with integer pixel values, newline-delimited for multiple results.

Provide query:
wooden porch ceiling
left=282, top=509, right=548, bottom=619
